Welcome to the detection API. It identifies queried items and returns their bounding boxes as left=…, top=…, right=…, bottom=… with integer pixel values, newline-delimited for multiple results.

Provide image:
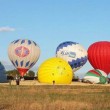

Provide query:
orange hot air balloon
left=88, top=41, right=110, bottom=75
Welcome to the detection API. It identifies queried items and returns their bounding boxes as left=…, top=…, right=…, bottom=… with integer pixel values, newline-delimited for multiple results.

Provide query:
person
left=53, top=80, right=55, bottom=85
left=107, top=78, right=110, bottom=84
left=15, top=75, right=20, bottom=85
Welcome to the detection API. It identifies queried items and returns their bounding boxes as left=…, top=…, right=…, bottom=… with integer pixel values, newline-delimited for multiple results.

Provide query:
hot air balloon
left=83, top=69, right=108, bottom=84
left=8, top=39, right=40, bottom=77
left=88, top=41, right=110, bottom=75
left=0, top=62, right=8, bottom=83
left=56, top=41, right=87, bottom=72
left=38, top=57, right=73, bottom=84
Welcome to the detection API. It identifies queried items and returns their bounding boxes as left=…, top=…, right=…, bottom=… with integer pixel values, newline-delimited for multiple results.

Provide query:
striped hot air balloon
left=38, top=57, right=73, bottom=84
left=83, top=69, right=108, bottom=84
left=8, top=39, right=40, bottom=77
left=56, top=41, right=87, bottom=72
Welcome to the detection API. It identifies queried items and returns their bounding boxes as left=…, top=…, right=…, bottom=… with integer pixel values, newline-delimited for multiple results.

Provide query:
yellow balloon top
left=37, top=57, right=73, bottom=84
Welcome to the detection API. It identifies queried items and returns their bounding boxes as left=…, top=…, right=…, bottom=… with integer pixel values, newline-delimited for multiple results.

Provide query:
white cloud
left=0, top=26, right=15, bottom=32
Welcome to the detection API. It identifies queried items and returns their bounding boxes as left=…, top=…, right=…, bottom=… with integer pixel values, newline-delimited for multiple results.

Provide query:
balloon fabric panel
left=84, top=69, right=107, bottom=84
left=8, top=39, right=40, bottom=76
left=38, top=57, right=73, bottom=84
left=56, top=41, right=87, bottom=72
left=88, top=41, right=110, bottom=75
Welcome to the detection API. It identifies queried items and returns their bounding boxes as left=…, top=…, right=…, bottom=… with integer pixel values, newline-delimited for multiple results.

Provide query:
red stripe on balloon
left=89, top=70, right=101, bottom=76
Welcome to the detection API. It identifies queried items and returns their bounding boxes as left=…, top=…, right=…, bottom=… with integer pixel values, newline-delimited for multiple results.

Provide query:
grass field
left=0, top=81, right=110, bottom=110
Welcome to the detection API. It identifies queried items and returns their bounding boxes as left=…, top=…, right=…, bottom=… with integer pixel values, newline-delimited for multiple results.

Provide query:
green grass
left=0, top=85, right=110, bottom=110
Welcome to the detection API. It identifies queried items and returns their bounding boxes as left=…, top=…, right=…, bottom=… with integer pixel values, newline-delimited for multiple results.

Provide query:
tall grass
left=0, top=85, right=110, bottom=110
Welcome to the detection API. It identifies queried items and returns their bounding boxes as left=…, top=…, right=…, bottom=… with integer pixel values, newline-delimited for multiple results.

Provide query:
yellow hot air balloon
left=37, top=57, right=73, bottom=84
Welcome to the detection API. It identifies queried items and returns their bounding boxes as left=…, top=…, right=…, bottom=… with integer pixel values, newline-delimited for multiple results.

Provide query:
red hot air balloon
left=88, top=41, right=110, bottom=75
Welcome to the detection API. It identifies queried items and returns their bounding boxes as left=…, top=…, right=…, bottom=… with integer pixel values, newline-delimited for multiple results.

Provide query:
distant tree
left=6, top=69, right=20, bottom=77
left=26, top=70, right=35, bottom=77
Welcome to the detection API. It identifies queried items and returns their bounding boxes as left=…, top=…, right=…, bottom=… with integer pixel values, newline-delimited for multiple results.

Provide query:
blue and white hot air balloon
left=8, top=39, right=40, bottom=77
left=56, top=41, right=87, bottom=72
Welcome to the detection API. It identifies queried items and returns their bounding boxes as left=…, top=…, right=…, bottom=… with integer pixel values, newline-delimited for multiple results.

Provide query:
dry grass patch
left=0, top=85, right=110, bottom=110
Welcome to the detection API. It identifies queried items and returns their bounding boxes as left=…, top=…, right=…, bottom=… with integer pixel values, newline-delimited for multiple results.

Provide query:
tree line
left=6, top=69, right=36, bottom=80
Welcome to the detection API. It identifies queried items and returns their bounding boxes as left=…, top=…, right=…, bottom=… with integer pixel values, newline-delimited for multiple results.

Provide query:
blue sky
left=0, top=0, right=110, bottom=78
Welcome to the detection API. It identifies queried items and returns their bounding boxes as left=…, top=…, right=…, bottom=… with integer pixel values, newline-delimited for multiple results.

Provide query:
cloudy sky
left=0, top=0, right=110, bottom=78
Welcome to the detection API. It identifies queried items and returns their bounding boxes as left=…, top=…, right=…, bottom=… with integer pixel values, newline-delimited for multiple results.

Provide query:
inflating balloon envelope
left=38, top=57, right=73, bottom=84
left=56, top=41, right=87, bottom=72
left=88, top=41, right=110, bottom=75
left=83, top=69, right=108, bottom=84
left=8, top=39, right=40, bottom=77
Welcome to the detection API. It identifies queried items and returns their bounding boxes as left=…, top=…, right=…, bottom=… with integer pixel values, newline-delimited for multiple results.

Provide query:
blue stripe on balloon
left=68, top=56, right=87, bottom=69
left=25, top=61, right=30, bottom=67
left=70, top=60, right=78, bottom=68
left=56, top=41, right=78, bottom=54
left=33, top=41, right=37, bottom=46
left=84, top=56, right=88, bottom=64
left=11, top=60, right=15, bottom=66
left=69, top=60, right=75, bottom=69
left=11, top=40, right=16, bottom=43
left=29, top=62, right=34, bottom=68
left=21, top=40, right=25, bottom=44
left=77, top=58, right=81, bottom=67
left=15, top=60, right=18, bottom=66
left=20, top=61, right=23, bottom=67
left=28, top=40, right=31, bottom=45
left=14, top=39, right=20, bottom=44
left=80, top=57, right=85, bottom=66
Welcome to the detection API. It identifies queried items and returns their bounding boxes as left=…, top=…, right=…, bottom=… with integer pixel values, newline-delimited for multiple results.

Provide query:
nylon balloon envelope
left=56, top=41, right=87, bottom=72
left=8, top=39, right=40, bottom=77
left=83, top=69, right=108, bottom=84
left=38, top=57, right=73, bottom=84
left=88, top=41, right=110, bottom=75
